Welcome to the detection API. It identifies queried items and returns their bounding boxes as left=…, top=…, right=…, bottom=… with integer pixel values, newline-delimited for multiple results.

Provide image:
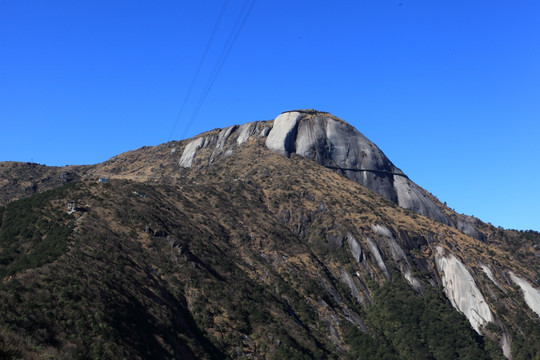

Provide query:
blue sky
left=1, top=1, right=539, bottom=231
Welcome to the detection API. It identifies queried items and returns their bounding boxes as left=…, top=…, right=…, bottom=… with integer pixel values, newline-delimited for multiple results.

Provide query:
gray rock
left=387, top=235, right=423, bottom=292
left=456, top=216, right=486, bottom=241
left=327, top=232, right=343, bottom=248
left=237, top=122, right=257, bottom=144
left=215, top=126, right=237, bottom=151
left=346, top=233, right=363, bottom=263
left=509, top=272, right=540, bottom=318
left=341, top=271, right=365, bottom=306
left=179, top=137, right=204, bottom=168
left=178, top=110, right=452, bottom=228
left=372, top=224, right=422, bottom=291
left=435, top=246, right=494, bottom=334
left=481, top=264, right=502, bottom=290
left=342, top=307, right=368, bottom=332
left=265, top=111, right=451, bottom=225
left=265, top=112, right=305, bottom=157
left=59, top=171, right=78, bottom=183
left=371, top=224, right=393, bottom=239
left=394, top=176, right=450, bottom=225
left=259, top=126, right=270, bottom=137
left=280, top=208, right=291, bottom=224
left=366, top=237, right=390, bottom=280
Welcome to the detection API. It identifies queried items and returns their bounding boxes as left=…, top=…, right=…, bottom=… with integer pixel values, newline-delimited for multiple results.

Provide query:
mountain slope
left=0, top=110, right=539, bottom=359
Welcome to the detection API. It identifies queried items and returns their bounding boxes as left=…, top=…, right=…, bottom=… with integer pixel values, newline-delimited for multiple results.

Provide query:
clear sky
left=1, top=1, right=539, bottom=231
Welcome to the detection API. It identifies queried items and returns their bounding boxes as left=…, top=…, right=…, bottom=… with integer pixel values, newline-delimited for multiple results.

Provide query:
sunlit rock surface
left=265, top=111, right=305, bottom=157
left=481, top=264, right=502, bottom=290
left=265, top=111, right=450, bottom=225
left=510, top=272, right=540, bottom=317
left=456, top=215, right=486, bottom=241
left=341, top=271, right=365, bottom=306
left=346, top=233, right=363, bottom=263
left=237, top=122, right=256, bottom=145
left=393, top=176, right=449, bottom=225
left=366, top=237, right=390, bottom=281
left=371, top=224, right=422, bottom=291
left=435, top=246, right=494, bottom=333
left=178, top=137, right=204, bottom=168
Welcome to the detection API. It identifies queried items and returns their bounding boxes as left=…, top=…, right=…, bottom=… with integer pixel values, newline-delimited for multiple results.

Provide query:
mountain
left=0, top=110, right=539, bottom=359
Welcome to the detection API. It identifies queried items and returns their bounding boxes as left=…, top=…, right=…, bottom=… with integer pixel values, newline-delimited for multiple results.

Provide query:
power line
left=181, top=0, right=257, bottom=138
left=168, top=0, right=230, bottom=140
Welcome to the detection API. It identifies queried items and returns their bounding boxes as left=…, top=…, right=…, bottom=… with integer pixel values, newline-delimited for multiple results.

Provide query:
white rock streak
left=265, top=112, right=305, bottom=157
left=371, top=224, right=422, bottom=291
left=346, top=233, right=362, bottom=263
left=481, top=264, right=502, bottom=289
left=510, top=272, right=540, bottom=318
left=435, top=246, right=494, bottom=333
left=366, top=237, right=390, bottom=280
left=178, top=137, right=204, bottom=168
left=236, top=122, right=256, bottom=145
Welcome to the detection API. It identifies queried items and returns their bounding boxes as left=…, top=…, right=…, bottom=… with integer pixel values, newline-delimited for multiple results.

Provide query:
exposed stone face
left=341, top=271, right=364, bottom=305
left=366, top=237, right=390, bottom=281
left=327, top=232, right=344, bottom=248
left=435, top=246, right=494, bottom=334
left=481, top=264, right=502, bottom=290
left=509, top=272, right=540, bottom=318
left=264, top=111, right=450, bottom=225
left=294, top=115, right=398, bottom=202
left=346, top=233, right=363, bottom=263
left=178, top=110, right=465, bottom=230
left=215, top=126, right=237, bottom=151
left=265, top=112, right=305, bottom=157
left=179, top=137, right=204, bottom=168
left=237, top=122, right=256, bottom=145
left=371, top=224, right=423, bottom=291
left=371, top=224, right=393, bottom=238
left=211, top=126, right=238, bottom=162
left=280, top=208, right=291, bottom=224
left=456, top=216, right=486, bottom=241
left=393, top=176, right=450, bottom=225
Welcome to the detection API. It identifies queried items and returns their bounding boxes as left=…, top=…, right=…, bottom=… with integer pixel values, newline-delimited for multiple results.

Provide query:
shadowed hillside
left=1, top=111, right=539, bottom=359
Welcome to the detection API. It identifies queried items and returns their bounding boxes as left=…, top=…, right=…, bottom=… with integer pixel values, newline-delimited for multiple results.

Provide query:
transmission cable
left=168, top=0, right=230, bottom=140
left=182, top=0, right=257, bottom=138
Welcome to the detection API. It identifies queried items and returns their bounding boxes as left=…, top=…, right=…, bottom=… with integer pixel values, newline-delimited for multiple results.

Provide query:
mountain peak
left=172, top=110, right=450, bottom=225
left=263, top=111, right=450, bottom=225
left=2, top=110, right=540, bottom=359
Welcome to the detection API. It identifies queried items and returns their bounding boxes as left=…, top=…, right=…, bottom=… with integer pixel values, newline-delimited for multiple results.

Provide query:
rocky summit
left=0, top=110, right=539, bottom=359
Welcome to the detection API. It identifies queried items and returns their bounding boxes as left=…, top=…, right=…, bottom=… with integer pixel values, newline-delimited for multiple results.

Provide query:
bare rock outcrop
left=435, top=246, right=494, bottom=333
left=265, top=111, right=305, bottom=157
left=346, top=233, right=363, bottom=263
left=179, top=137, right=204, bottom=168
left=265, top=110, right=450, bottom=225
left=366, top=237, right=390, bottom=281
left=177, top=110, right=467, bottom=231
left=509, top=272, right=540, bottom=317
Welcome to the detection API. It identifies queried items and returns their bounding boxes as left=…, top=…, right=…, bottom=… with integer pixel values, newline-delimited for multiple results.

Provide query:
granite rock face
left=366, top=237, right=390, bottom=281
left=509, top=272, right=540, bottom=318
left=265, top=111, right=450, bottom=225
left=435, top=246, right=494, bottom=333
left=346, top=233, right=363, bottom=263
left=178, top=137, right=205, bottom=168
left=178, top=110, right=455, bottom=227
left=371, top=224, right=423, bottom=292
left=265, top=111, right=305, bottom=157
